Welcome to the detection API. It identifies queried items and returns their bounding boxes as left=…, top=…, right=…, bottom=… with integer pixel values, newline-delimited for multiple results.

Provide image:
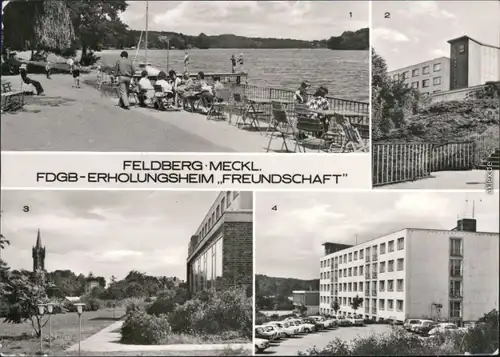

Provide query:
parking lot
left=260, top=324, right=392, bottom=355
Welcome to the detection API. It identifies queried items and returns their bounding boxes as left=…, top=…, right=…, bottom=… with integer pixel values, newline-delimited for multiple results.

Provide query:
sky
left=255, top=191, right=499, bottom=280
left=372, top=1, right=500, bottom=71
left=0, top=191, right=220, bottom=282
left=119, top=1, right=369, bottom=41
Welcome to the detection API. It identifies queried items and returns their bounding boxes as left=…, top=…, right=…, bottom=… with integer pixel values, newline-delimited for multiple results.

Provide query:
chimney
left=455, top=218, right=477, bottom=232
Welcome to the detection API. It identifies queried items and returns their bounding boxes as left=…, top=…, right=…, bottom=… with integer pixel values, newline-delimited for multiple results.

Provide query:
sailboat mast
left=145, top=1, right=149, bottom=63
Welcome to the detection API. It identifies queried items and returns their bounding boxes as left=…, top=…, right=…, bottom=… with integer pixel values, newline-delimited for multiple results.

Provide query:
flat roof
left=388, top=56, right=449, bottom=73
left=448, top=35, right=500, bottom=50
left=321, top=227, right=499, bottom=257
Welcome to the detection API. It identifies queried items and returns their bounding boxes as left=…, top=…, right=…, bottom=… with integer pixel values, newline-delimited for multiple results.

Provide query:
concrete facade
left=186, top=191, right=253, bottom=297
left=292, top=290, right=320, bottom=315
left=319, top=219, right=499, bottom=324
left=388, top=57, right=451, bottom=95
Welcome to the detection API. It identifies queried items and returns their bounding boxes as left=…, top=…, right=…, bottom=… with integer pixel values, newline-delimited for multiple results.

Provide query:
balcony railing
left=450, top=269, right=462, bottom=277
left=365, top=273, right=370, bottom=279
left=372, top=272, right=378, bottom=279
left=450, top=249, right=463, bottom=257
left=372, top=255, right=378, bottom=262
left=449, top=291, right=463, bottom=299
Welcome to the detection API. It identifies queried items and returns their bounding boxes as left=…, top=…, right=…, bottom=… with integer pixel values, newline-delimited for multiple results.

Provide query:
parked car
left=404, top=319, right=422, bottom=331
left=336, top=316, right=352, bottom=326
left=322, top=316, right=338, bottom=327
left=254, top=338, right=270, bottom=354
left=255, top=325, right=278, bottom=341
left=309, top=316, right=329, bottom=329
left=263, top=322, right=284, bottom=339
left=348, top=315, right=364, bottom=326
left=265, top=321, right=297, bottom=337
left=413, top=320, right=438, bottom=336
left=284, top=318, right=305, bottom=333
left=428, top=322, right=459, bottom=335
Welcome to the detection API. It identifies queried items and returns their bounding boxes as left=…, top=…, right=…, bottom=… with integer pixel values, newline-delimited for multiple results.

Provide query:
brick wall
left=222, top=221, right=253, bottom=297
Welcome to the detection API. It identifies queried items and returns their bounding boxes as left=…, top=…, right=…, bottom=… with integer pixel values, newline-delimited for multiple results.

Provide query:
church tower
left=32, top=229, right=46, bottom=273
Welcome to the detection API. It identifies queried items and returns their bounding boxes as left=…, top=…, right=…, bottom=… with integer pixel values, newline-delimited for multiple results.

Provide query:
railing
left=373, top=134, right=499, bottom=186
left=449, top=291, right=463, bottom=299
left=450, top=269, right=462, bottom=277
left=239, top=84, right=369, bottom=123
left=450, top=249, right=463, bottom=257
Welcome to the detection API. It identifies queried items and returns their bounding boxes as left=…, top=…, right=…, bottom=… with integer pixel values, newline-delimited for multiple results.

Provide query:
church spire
left=36, top=228, right=42, bottom=248
left=33, top=228, right=46, bottom=274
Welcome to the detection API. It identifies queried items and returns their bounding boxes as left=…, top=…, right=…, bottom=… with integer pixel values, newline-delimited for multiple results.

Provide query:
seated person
left=306, top=86, right=331, bottom=138
left=212, top=76, right=225, bottom=100
left=295, top=81, right=310, bottom=103
left=19, top=64, right=45, bottom=95
left=179, top=72, right=199, bottom=112
left=137, top=70, right=154, bottom=107
left=155, top=71, right=175, bottom=109
left=194, top=71, right=214, bottom=112
left=168, top=70, right=182, bottom=107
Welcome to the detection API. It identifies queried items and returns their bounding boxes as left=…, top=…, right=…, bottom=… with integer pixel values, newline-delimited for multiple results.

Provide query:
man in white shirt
left=67, top=57, right=74, bottom=74
left=155, top=71, right=175, bottom=110
left=137, top=70, right=154, bottom=107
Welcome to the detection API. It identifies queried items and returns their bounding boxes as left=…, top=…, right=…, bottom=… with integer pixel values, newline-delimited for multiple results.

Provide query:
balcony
left=449, top=291, right=463, bottom=299
left=365, top=273, right=370, bottom=279
left=450, top=269, right=462, bottom=277
left=372, top=272, right=378, bottom=279
left=365, top=256, right=370, bottom=263
left=372, top=255, right=378, bottom=262
left=450, top=249, right=462, bottom=257
left=371, top=290, right=377, bottom=297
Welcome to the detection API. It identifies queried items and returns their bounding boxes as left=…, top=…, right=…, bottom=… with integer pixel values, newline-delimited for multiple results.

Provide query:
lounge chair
left=266, top=104, right=295, bottom=153
left=333, top=113, right=366, bottom=152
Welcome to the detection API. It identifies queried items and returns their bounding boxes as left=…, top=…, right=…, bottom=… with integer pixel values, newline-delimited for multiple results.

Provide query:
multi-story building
left=319, top=218, right=499, bottom=325
left=292, top=290, right=320, bottom=315
left=388, top=57, right=451, bottom=95
left=186, top=191, right=253, bottom=297
left=448, top=35, right=500, bottom=90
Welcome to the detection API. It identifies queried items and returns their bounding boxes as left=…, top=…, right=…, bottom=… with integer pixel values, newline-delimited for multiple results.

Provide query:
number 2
left=384, top=12, right=391, bottom=18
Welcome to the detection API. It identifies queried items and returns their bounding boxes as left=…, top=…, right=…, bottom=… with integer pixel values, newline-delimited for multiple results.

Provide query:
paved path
left=1, top=74, right=287, bottom=152
left=66, top=320, right=252, bottom=353
left=380, top=170, right=499, bottom=190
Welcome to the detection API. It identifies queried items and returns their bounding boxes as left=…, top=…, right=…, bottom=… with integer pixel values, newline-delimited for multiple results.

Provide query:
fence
left=239, top=84, right=369, bottom=124
left=372, top=137, right=496, bottom=186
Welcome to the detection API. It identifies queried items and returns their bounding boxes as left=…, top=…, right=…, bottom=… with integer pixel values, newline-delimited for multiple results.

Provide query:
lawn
left=65, top=347, right=252, bottom=356
left=0, top=307, right=126, bottom=355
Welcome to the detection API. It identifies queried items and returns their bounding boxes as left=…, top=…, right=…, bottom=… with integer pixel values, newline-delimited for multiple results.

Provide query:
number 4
left=271, top=205, right=277, bottom=211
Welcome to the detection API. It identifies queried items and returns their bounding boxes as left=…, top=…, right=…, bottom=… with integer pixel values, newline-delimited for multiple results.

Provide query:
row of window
left=320, top=238, right=404, bottom=268
left=320, top=258, right=405, bottom=280
left=393, top=62, right=442, bottom=81
left=197, top=192, right=239, bottom=241
left=321, top=296, right=405, bottom=312
left=410, top=76, right=442, bottom=89
left=189, top=236, right=223, bottom=293
left=320, top=278, right=404, bottom=294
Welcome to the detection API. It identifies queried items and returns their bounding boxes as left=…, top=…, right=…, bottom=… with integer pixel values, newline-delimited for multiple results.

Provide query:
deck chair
left=207, top=88, right=231, bottom=121
left=333, top=113, right=365, bottom=152
left=231, top=92, right=248, bottom=126
left=294, top=104, right=328, bottom=152
left=266, top=106, right=295, bottom=153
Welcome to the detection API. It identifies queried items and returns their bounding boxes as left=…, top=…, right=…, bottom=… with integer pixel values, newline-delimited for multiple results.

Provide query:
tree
left=350, top=295, right=363, bottom=315
left=195, top=33, right=211, bottom=49
left=332, top=298, right=340, bottom=315
left=2, top=275, right=49, bottom=337
left=0, top=233, right=10, bottom=250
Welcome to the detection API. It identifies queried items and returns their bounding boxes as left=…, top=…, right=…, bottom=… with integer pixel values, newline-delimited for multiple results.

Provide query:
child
left=72, top=61, right=81, bottom=88
left=45, top=61, right=52, bottom=79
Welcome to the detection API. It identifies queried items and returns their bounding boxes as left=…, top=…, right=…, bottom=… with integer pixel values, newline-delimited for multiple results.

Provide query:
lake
left=97, top=48, right=369, bottom=103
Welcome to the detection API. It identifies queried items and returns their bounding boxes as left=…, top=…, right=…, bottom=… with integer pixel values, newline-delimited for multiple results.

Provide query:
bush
left=86, top=298, right=100, bottom=311
left=121, top=309, right=172, bottom=345
left=168, top=287, right=252, bottom=339
left=80, top=51, right=100, bottom=67
left=126, top=300, right=146, bottom=315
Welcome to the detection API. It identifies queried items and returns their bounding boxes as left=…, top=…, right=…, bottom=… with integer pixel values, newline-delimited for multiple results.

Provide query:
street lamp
left=74, top=303, right=85, bottom=356
left=37, top=303, right=46, bottom=354
left=46, top=302, right=54, bottom=349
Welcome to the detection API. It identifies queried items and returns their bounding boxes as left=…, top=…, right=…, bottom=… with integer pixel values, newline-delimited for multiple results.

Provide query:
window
left=349, top=253, right=352, bottom=262
left=396, top=300, right=404, bottom=311
left=216, top=205, right=220, bottom=220
left=353, top=267, right=358, bottom=276
left=221, top=198, right=225, bottom=212
left=423, top=79, right=430, bottom=88
left=343, top=297, right=347, bottom=305
left=450, top=301, right=462, bottom=318
left=450, top=259, right=462, bottom=277
left=388, top=260, right=394, bottom=272
left=397, top=258, right=404, bottom=271
left=226, top=192, right=231, bottom=208
left=344, top=254, right=347, bottom=262
left=359, top=265, right=364, bottom=275
left=388, top=241, right=394, bottom=252
left=343, top=283, right=347, bottom=291
left=354, top=251, right=358, bottom=260
left=458, top=44, right=465, bottom=53
left=211, top=212, right=215, bottom=225
left=208, top=217, right=212, bottom=228
left=450, top=280, right=462, bottom=298
left=339, top=255, right=342, bottom=264
left=379, top=299, right=385, bottom=310
left=402, top=71, right=409, bottom=80
left=393, top=74, right=399, bottom=80
left=365, top=282, right=370, bottom=292
left=397, top=238, right=404, bottom=250
left=397, top=279, right=404, bottom=292
left=339, top=270, right=342, bottom=278
left=339, top=284, right=342, bottom=292
left=388, top=299, right=394, bottom=310
left=380, top=243, right=386, bottom=254
left=348, top=283, right=352, bottom=292
left=387, top=279, right=394, bottom=292
left=380, top=280, right=385, bottom=291
left=412, top=69, right=419, bottom=77
left=359, top=250, right=364, bottom=259
left=423, top=66, right=430, bottom=74
left=380, top=261, right=386, bottom=273
left=433, top=63, right=441, bottom=71
left=348, top=268, right=352, bottom=277
left=433, top=77, right=441, bottom=85
left=450, top=238, right=462, bottom=256
left=359, top=283, right=363, bottom=291
left=366, top=247, right=371, bottom=256
left=353, top=282, right=357, bottom=291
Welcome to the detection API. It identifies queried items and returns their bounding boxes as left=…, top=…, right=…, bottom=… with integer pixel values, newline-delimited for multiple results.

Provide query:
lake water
left=97, top=48, right=369, bottom=103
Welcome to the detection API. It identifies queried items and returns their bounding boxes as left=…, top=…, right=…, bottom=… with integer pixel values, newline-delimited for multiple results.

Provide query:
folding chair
left=333, top=113, right=365, bottom=152
left=2, top=82, right=12, bottom=93
left=153, top=84, right=171, bottom=111
left=231, top=92, right=248, bottom=126
left=207, top=88, right=231, bottom=121
left=294, top=104, right=328, bottom=152
left=266, top=106, right=295, bottom=153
